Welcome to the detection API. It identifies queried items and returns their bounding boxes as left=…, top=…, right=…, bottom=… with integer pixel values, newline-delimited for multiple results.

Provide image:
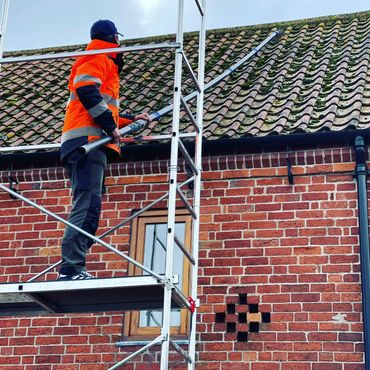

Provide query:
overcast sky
left=1, top=0, right=369, bottom=51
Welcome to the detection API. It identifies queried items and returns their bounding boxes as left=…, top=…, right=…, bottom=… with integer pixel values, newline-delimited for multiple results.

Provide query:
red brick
left=299, top=274, right=327, bottom=283
left=334, top=353, right=363, bottom=362
left=80, top=365, right=105, bottom=370
left=291, top=293, right=321, bottom=302
left=249, top=221, right=277, bottom=229
left=204, top=181, right=230, bottom=189
left=255, top=229, right=284, bottom=238
left=225, top=188, right=251, bottom=196
left=296, top=210, right=324, bottom=218
left=323, top=342, right=354, bottom=351
left=338, top=333, right=363, bottom=342
left=35, top=355, right=62, bottom=364
left=75, top=354, right=102, bottom=363
left=288, top=352, right=318, bottom=361
left=273, top=194, right=300, bottom=202
left=9, top=337, right=35, bottom=346
left=215, top=231, right=242, bottom=240
left=198, top=352, right=227, bottom=361
left=255, top=203, right=281, bottom=211
left=28, top=327, right=53, bottom=336
left=280, top=237, right=309, bottom=246
left=221, top=221, right=249, bottom=230
left=39, top=345, right=65, bottom=354
left=203, top=286, right=227, bottom=294
left=289, top=322, right=318, bottom=331
left=270, top=275, right=297, bottom=283
left=282, top=363, right=311, bottom=370
left=212, top=276, right=239, bottom=285
left=251, top=364, right=279, bottom=370
left=214, top=214, right=241, bottom=222
left=0, top=356, right=21, bottom=364
left=204, top=342, right=233, bottom=351
left=221, top=363, right=247, bottom=370
left=312, top=365, right=344, bottom=370
left=268, top=211, right=295, bottom=220
left=214, top=258, right=241, bottom=267
left=196, top=364, right=220, bottom=370
left=302, top=192, right=329, bottom=201
left=53, top=327, right=80, bottom=335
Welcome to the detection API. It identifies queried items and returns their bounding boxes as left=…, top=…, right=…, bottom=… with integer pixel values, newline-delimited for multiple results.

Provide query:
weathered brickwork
left=0, top=146, right=365, bottom=369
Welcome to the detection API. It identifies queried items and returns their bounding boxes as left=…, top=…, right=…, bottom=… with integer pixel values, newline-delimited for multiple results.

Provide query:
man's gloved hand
left=112, top=113, right=152, bottom=144
left=111, top=127, right=121, bottom=144
left=134, top=113, right=152, bottom=122
left=113, top=53, right=124, bottom=74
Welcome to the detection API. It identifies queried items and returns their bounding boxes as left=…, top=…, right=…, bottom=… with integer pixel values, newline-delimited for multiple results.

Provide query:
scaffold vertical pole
left=188, top=0, right=206, bottom=368
left=160, top=0, right=185, bottom=368
left=0, top=0, right=10, bottom=65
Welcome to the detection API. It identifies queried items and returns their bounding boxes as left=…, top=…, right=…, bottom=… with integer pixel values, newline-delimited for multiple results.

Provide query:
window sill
left=116, top=339, right=188, bottom=347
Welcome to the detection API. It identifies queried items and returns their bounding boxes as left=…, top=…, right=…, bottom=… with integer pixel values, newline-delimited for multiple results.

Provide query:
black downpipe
left=354, top=136, right=370, bottom=370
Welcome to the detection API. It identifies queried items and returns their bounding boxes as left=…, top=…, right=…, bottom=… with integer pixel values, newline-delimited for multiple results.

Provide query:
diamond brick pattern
left=214, top=292, right=271, bottom=342
left=0, top=11, right=369, bottom=148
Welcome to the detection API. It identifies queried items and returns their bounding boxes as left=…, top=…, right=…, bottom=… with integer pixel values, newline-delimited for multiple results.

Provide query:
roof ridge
left=3, top=9, right=370, bottom=56
left=206, top=9, right=370, bottom=36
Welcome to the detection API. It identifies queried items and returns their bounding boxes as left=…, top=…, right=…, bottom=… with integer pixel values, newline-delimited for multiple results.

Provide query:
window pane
left=139, top=309, right=181, bottom=327
left=140, top=222, right=186, bottom=328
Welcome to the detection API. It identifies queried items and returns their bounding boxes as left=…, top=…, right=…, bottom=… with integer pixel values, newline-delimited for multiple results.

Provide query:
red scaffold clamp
left=188, top=296, right=196, bottom=313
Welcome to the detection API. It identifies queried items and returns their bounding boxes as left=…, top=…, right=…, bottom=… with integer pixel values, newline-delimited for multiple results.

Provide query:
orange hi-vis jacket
left=61, top=39, right=132, bottom=159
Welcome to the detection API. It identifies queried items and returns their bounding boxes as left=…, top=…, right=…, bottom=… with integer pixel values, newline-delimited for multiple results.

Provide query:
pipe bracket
left=8, top=175, right=19, bottom=199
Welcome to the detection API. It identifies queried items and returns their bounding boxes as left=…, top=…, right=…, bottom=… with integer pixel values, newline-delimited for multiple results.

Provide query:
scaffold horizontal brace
left=0, top=143, right=61, bottom=153
left=0, top=42, right=181, bottom=64
left=0, top=133, right=197, bottom=154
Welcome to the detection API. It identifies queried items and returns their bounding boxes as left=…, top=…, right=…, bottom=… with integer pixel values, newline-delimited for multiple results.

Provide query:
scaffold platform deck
left=0, top=276, right=183, bottom=316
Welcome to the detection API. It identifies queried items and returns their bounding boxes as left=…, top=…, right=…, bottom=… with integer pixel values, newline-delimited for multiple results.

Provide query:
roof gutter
left=123, top=127, right=370, bottom=160
left=201, top=128, right=370, bottom=155
left=354, top=136, right=370, bottom=370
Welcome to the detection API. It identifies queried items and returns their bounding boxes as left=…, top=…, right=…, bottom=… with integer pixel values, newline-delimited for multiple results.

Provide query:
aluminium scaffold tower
left=0, top=0, right=282, bottom=368
left=0, top=0, right=207, bottom=369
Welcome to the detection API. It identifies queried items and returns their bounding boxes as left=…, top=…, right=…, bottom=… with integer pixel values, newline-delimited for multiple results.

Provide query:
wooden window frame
left=123, top=209, right=192, bottom=339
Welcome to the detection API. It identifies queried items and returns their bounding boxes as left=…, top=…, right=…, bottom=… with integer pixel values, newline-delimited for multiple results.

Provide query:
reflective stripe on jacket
left=62, top=39, right=132, bottom=156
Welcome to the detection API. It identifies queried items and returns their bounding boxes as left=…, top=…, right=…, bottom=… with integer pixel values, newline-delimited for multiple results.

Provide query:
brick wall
left=0, top=145, right=365, bottom=369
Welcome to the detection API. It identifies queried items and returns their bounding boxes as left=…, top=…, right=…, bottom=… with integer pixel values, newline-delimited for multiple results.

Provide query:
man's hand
left=112, top=113, right=151, bottom=144
left=135, top=113, right=152, bottom=122
left=111, top=128, right=121, bottom=144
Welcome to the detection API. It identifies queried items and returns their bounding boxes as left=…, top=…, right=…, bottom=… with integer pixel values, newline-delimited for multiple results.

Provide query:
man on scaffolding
left=58, top=19, right=151, bottom=280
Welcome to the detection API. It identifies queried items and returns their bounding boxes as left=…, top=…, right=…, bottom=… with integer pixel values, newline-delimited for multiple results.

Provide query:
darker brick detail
left=214, top=292, right=271, bottom=342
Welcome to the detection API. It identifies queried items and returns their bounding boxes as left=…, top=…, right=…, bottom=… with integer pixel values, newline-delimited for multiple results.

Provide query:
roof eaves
left=2, top=128, right=369, bottom=170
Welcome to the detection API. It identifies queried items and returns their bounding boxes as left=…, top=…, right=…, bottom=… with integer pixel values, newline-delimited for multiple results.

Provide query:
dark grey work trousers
left=60, top=149, right=107, bottom=275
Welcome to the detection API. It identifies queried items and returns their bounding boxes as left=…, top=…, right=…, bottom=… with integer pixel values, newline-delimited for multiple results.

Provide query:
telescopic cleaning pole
left=79, top=30, right=283, bottom=155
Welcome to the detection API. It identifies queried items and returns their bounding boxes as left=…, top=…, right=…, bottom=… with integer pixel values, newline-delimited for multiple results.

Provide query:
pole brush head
left=272, top=30, right=285, bottom=43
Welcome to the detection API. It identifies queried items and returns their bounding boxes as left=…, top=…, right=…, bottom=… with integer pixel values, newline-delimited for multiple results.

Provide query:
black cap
left=90, top=20, right=123, bottom=43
